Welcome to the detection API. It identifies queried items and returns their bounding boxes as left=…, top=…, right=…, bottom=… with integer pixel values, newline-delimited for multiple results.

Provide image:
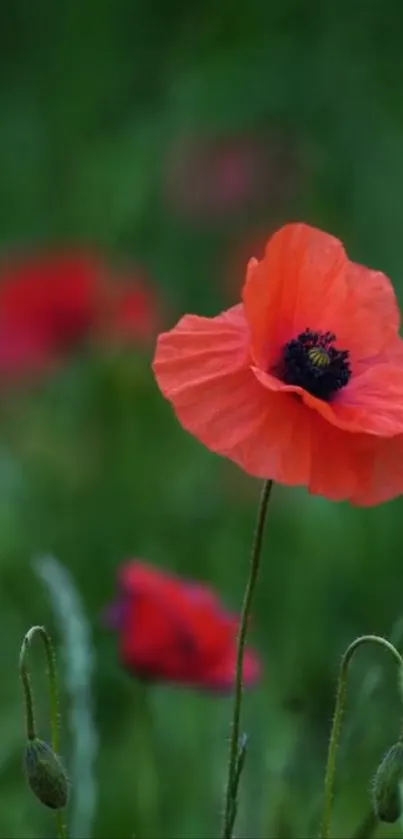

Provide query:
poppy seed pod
left=372, top=741, right=403, bottom=823
left=24, top=738, right=68, bottom=810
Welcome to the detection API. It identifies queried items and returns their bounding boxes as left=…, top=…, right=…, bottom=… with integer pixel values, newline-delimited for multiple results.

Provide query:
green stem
left=226, top=734, right=247, bottom=837
left=222, top=479, right=273, bottom=839
left=56, top=810, right=67, bottom=839
left=19, top=626, right=67, bottom=839
left=319, top=634, right=403, bottom=839
left=22, top=626, right=61, bottom=753
left=19, top=637, right=36, bottom=741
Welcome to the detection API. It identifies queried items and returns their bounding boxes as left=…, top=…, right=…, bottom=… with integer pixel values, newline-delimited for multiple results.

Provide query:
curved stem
left=19, top=626, right=67, bottom=839
left=222, top=479, right=273, bottom=839
left=19, top=636, right=36, bottom=741
left=22, top=626, right=61, bottom=753
left=319, top=634, right=403, bottom=839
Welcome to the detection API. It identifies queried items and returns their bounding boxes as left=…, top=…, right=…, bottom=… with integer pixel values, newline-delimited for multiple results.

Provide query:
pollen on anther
left=307, top=346, right=331, bottom=367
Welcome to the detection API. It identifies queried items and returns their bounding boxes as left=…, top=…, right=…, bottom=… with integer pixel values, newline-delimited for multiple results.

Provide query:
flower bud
left=372, top=741, right=403, bottom=823
left=24, top=738, right=68, bottom=809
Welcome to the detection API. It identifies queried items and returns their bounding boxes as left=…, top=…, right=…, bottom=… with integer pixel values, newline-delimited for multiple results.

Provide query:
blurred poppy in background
left=104, top=560, right=261, bottom=692
left=154, top=222, right=403, bottom=505
left=165, top=130, right=298, bottom=222
left=0, top=251, right=162, bottom=381
left=0, top=252, right=102, bottom=378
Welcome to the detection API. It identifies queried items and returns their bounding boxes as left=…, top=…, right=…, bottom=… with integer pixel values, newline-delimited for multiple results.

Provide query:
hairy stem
left=319, top=634, right=403, bottom=839
left=222, top=479, right=273, bottom=839
left=19, top=637, right=36, bottom=741
left=20, top=626, right=67, bottom=839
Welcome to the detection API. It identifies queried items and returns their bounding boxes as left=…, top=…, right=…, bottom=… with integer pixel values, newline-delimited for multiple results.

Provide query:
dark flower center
left=277, top=329, right=351, bottom=401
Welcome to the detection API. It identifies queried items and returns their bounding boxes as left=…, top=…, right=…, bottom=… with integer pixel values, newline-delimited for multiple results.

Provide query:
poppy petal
left=307, top=420, right=372, bottom=502
left=334, top=363, right=403, bottom=435
left=154, top=306, right=316, bottom=484
left=242, top=223, right=348, bottom=367
left=252, top=364, right=403, bottom=437
left=156, top=318, right=402, bottom=500
left=242, top=223, right=401, bottom=370
left=350, top=434, right=403, bottom=506
left=154, top=304, right=249, bottom=389
left=341, top=260, right=401, bottom=360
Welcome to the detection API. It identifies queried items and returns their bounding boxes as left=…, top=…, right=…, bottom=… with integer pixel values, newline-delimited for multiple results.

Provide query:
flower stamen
left=278, top=328, right=351, bottom=401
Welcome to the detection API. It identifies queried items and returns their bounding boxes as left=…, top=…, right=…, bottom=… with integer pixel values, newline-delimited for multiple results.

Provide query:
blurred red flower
left=166, top=134, right=271, bottom=220
left=0, top=251, right=162, bottom=379
left=154, top=222, right=403, bottom=506
left=0, top=252, right=102, bottom=377
left=104, top=560, right=261, bottom=691
left=165, top=130, right=300, bottom=223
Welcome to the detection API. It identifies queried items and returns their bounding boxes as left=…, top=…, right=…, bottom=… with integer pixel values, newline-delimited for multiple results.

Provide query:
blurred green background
left=2, top=1, right=403, bottom=837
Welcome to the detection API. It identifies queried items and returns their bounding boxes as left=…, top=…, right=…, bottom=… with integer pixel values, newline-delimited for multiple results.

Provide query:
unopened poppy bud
left=24, top=738, right=68, bottom=809
left=372, top=741, right=403, bottom=823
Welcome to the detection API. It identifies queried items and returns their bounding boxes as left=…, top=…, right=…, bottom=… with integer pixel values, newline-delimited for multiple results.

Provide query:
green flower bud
left=24, top=738, right=68, bottom=810
left=372, top=741, right=403, bottom=823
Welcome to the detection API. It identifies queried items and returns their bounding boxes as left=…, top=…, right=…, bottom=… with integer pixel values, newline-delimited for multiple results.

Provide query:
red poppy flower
left=153, top=223, right=403, bottom=506
left=104, top=560, right=261, bottom=691
left=0, top=252, right=104, bottom=377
